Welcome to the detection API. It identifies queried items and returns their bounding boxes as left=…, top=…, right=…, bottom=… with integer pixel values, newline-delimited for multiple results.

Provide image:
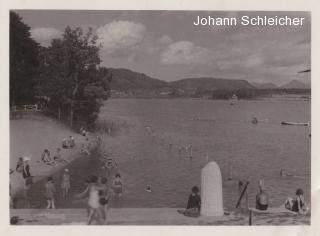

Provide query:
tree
left=10, top=11, right=39, bottom=106
left=40, top=26, right=111, bottom=129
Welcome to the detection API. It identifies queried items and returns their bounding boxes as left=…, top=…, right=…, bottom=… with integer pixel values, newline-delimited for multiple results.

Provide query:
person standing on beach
left=15, top=157, right=24, bottom=173
left=87, top=175, right=103, bottom=225
left=61, top=169, right=71, bottom=199
left=112, top=173, right=123, bottom=197
left=45, top=177, right=56, bottom=209
left=22, top=157, right=32, bottom=208
left=98, top=177, right=111, bottom=224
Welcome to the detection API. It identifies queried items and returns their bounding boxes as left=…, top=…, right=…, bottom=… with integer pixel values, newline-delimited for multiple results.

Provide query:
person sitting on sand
left=178, top=186, right=201, bottom=217
left=45, top=176, right=56, bottom=209
left=256, top=186, right=269, bottom=211
left=68, top=136, right=75, bottom=148
left=61, top=169, right=71, bottom=199
left=284, top=188, right=308, bottom=214
left=62, top=138, right=68, bottom=149
left=112, top=173, right=123, bottom=197
left=80, top=127, right=87, bottom=136
left=15, top=157, right=24, bottom=173
left=41, top=149, right=53, bottom=164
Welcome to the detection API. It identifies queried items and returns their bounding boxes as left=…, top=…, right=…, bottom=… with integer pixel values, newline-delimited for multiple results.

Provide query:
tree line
left=10, top=12, right=112, bottom=130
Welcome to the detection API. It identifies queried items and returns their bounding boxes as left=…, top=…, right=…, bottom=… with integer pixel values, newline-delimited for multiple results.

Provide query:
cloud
left=97, top=20, right=146, bottom=57
left=160, top=41, right=213, bottom=65
left=30, top=27, right=63, bottom=46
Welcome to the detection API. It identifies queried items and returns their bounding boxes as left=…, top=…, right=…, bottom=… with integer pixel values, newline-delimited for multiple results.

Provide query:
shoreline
left=10, top=208, right=310, bottom=225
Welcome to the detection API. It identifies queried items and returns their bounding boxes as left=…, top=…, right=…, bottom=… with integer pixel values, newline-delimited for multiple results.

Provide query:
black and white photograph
left=7, top=7, right=313, bottom=227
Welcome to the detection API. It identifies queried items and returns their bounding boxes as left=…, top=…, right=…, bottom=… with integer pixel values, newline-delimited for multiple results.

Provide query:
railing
left=10, top=104, right=40, bottom=112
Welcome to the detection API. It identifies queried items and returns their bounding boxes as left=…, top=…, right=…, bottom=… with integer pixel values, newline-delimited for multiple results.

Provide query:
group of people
left=255, top=181, right=308, bottom=214
left=74, top=173, right=123, bottom=224
left=62, top=136, right=75, bottom=149
left=40, top=148, right=68, bottom=166
left=44, top=168, right=71, bottom=209
left=12, top=156, right=33, bottom=208
left=176, top=180, right=308, bottom=218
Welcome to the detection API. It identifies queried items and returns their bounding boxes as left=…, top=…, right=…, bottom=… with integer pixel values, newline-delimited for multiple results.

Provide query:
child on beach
left=61, top=169, right=71, bottom=199
left=98, top=177, right=111, bottom=223
left=284, top=188, right=309, bottom=214
left=112, top=173, right=123, bottom=197
left=62, top=138, right=68, bottom=149
left=177, top=186, right=201, bottom=217
left=45, top=177, right=56, bottom=209
left=68, top=136, right=75, bottom=148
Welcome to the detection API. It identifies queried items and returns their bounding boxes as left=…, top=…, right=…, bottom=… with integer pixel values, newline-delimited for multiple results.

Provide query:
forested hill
left=170, top=77, right=256, bottom=90
left=108, top=68, right=168, bottom=90
left=108, top=69, right=256, bottom=91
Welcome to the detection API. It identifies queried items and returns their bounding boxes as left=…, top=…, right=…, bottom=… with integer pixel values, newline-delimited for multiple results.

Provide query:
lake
left=98, top=98, right=311, bottom=210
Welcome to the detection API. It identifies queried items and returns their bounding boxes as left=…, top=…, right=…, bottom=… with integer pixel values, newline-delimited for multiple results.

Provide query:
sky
left=15, top=10, right=311, bottom=85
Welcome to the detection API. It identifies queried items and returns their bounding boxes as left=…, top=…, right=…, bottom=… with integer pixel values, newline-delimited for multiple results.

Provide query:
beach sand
left=10, top=114, right=94, bottom=206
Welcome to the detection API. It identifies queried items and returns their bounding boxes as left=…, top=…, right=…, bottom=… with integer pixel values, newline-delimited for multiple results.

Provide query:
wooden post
left=245, top=189, right=249, bottom=209
left=249, top=209, right=253, bottom=225
left=236, top=181, right=249, bottom=208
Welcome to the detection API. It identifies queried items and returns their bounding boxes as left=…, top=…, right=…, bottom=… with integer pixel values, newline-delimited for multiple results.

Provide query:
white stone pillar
left=201, top=161, right=224, bottom=216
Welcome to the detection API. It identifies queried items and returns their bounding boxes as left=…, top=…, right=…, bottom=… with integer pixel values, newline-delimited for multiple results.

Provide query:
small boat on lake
left=281, top=121, right=310, bottom=126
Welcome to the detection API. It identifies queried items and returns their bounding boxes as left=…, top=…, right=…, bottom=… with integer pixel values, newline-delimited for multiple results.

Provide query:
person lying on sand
left=177, top=186, right=201, bottom=217
left=284, top=188, right=309, bottom=215
left=53, top=148, right=69, bottom=164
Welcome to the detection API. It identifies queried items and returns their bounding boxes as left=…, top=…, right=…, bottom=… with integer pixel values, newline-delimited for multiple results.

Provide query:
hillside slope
left=109, top=68, right=168, bottom=91
left=170, top=77, right=256, bottom=90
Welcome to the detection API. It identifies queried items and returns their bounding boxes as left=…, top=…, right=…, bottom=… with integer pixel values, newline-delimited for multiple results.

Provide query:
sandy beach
left=10, top=113, right=95, bottom=205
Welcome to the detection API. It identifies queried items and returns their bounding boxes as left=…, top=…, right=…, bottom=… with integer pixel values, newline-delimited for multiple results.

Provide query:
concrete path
left=10, top=208, right=310, bottom=225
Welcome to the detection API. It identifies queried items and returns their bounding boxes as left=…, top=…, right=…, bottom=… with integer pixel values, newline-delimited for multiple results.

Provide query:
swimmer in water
left=146, top=186, right=152, bottom=193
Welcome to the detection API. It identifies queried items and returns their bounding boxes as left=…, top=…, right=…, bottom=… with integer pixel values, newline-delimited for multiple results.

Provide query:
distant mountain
left=108, top=68, right=168, bottom=91
left=251, top=82, right=278, bottom=89
left=169, top=77, right=255, bottom=91
left=281, top=80, right=309, bottom=89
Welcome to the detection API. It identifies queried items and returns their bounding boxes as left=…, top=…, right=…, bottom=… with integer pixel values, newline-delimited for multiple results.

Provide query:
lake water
left=99, top=98, right=311, bottom=210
